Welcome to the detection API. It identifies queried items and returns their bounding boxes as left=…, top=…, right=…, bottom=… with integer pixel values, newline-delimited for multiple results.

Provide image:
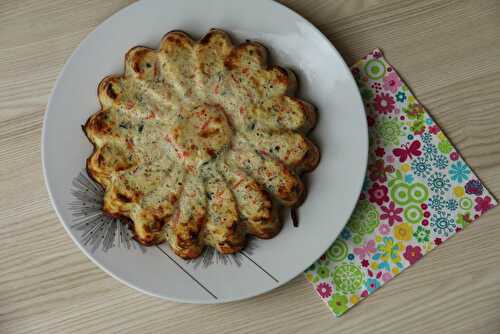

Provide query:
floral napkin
left=305, top=49, right=497, bottom=317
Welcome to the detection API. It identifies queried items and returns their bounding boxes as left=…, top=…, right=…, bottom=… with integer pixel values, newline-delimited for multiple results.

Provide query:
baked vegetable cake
left=84, top=29, right=319, bottom=259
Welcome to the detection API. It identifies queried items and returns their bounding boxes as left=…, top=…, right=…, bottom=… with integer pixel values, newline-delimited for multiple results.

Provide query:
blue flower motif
left=430, top=211, right=456, bottom=237
left=429, top=195, right=446, bottom=211
left=446, top=199, right=458, bottom=211
left=450, top=161, right=471, bottom=183
left=365, top=278, right=381, bottom=293
left=411, top=157, right=431, bottom=177
left=347, top=254, right=355, bottom=261
left=405, top=174, right=414, bottom=184
left=432, top=154, right=448, bottom=169
left=421, top=132, right=432, bottom=144
left=425, top=118, right=433, bottom=125
left=427, top=172, right=451, bottom=194
left=423, top=143, right=438, bottom=158
left=395, top=91, right=406, bottom=102
left=340, top=229, right=351, bottom=240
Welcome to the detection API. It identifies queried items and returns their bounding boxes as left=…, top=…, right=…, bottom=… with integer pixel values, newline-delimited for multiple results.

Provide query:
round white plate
left=42, top=0, right=367, bottom=303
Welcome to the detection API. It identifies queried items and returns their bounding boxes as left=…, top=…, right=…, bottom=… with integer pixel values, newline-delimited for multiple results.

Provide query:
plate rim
left=41, top=0, right=368, bottom=303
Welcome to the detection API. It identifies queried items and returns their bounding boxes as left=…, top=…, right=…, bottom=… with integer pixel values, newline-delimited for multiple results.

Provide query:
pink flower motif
left=429, top=125, right=440, bottom=134
left=373, top=93, right=396, bottom=114
left=378, top=223, right=390, bottom=235
left=368, top=183, right=389, bottom=205
left=474, top=196, right=495, bottom=214
left=381, top=272, right=393, bottom=282
left=383, top=72, right=402, bottom=93
left=450, top=151, right=459, bottom=161
left=316, top=282, right=333, bottom=299
left=360, top=290, right=369, bottom=298
left=380, top=201, right=403, bottom=226
left=403, top=245, right=423, bottom=265
left=361, top=259, right=369, bottom=267
left=434, top=238, right=442, bottom=245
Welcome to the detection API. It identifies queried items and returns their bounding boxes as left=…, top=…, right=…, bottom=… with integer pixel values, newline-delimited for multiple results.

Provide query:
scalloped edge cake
left=83, top=29, right=319, bottom=259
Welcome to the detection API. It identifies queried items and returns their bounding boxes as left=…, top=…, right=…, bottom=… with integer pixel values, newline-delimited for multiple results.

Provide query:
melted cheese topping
left=84, top=29, right=319, bottom=259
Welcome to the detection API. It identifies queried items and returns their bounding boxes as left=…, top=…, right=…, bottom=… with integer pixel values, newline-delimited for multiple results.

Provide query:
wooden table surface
left=1, top=0, right=499, bottom=333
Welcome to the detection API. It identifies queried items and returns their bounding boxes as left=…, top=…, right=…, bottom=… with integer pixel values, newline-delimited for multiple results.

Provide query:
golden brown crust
left=83, top=29, right=319, bottom=259
left=224, top=41, right=268, bottom=70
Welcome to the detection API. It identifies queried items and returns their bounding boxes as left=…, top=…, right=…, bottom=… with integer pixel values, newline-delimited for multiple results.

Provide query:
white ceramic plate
left=42, top=0, right=367, bottom=303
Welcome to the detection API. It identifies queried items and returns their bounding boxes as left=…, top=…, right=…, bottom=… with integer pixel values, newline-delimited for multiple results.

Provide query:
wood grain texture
left=1, top=0, right=499, bottom=333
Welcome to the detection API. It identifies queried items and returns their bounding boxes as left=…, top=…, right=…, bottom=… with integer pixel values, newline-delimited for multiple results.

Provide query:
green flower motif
left=352, top=234, right=363, bottom=245
left=403, top=204, right=424, bottom=224
left=328, top=294, right=349, bottom=316
left=332, top=263, right=365, bottom=294
left=438, top=138, right=453, bottom=154
left=364, top=59, right=386, bottom=80
left=459, top=197, right=473, bottom=210
left=360, top=88, right=374, bottom=101
left=317, top=266, right=330, bottom=279
left=346, top=200, right=380, bottom=236
left=376, top=119, right=403, bottom=146
left=390, top=182, right=429, bottom=207
left=327, top=239, right=348, bottom=262
left=390, top=182, right=411, bottom=205
left=413, top=226, right=430, bottom=243
left=409, top=182, right=429, bottom=203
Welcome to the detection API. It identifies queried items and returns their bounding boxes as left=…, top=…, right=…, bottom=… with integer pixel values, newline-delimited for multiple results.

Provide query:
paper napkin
left=305, top=49, right=497, bottom=317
